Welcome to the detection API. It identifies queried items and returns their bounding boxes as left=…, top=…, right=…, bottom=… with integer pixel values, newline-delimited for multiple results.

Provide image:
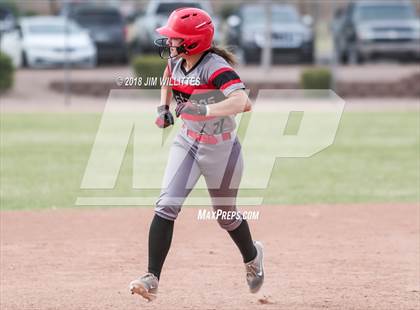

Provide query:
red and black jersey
left=167, top=51, right=245, bottom=134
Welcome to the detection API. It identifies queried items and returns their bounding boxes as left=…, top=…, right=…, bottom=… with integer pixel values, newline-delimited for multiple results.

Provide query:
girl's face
left=167, top=37, right=184, bottom=57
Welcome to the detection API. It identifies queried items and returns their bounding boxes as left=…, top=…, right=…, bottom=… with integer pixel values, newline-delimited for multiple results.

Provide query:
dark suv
left=63, top=5, right=127, bottom=63
left=333, top=1, right=420, bottom=63
left=226, top=4, right=314, bottom=64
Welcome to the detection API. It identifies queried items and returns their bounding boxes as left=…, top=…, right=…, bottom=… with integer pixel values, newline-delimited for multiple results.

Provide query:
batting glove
left=155, top=105, right=174, bottom=128
left=175, top=101, right=207, bottom=117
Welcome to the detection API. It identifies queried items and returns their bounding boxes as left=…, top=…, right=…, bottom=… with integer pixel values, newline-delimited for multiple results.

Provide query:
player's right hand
left=155, top=105, right=174, bottom=128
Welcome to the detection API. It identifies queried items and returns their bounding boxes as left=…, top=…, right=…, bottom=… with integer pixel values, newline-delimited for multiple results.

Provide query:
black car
left=226, top=4, right=314, bottom=64
left=64, top=5, right=127, bottom=63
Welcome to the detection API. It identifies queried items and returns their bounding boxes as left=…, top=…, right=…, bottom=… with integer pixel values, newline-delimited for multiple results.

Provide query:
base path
left=1, top=204, right=418, bottom=310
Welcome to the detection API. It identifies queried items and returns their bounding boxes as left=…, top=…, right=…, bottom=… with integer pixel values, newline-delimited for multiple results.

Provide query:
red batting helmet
left=155, top=7, right=214, bottom=55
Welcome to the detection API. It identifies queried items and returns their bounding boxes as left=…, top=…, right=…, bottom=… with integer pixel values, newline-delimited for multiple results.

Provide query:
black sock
left=228, top=220, right=257, bottom=263
left=148, top=214, right=174, bottom=280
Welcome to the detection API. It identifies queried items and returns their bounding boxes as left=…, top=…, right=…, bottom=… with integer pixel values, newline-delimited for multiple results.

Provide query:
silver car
left=333, top=1, right=420, bottom=64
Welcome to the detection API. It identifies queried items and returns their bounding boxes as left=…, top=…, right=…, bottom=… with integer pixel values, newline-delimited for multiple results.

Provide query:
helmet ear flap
left=176, top=42, right=197, bottom=55
left=181, top=42, right=199, bottom=55
left=176, top=44, right=187, bottom=55
left=187, top=42, right=198, bottom=50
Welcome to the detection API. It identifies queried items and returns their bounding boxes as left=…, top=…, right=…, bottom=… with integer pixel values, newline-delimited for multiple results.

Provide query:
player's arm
left=156, top=65, right=174, bottom=128
left=175, top=68, right=252, bottom=117
left=205, top=89, right=252, bottom=117
left=160, top=65, right=172, bottom=107
left=205, top=67, right=251, bottom=116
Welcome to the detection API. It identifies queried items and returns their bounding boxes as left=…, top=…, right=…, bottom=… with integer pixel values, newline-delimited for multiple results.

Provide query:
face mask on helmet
left=154, top=38, right=188, bottom=59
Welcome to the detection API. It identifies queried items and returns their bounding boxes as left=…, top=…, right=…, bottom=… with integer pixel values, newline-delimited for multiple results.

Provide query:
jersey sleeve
left=207, top=56, right=245, bottom=96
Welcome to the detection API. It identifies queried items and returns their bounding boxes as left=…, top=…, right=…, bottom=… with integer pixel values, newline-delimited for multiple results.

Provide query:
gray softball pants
left=155, top=128, right=244, bottom=231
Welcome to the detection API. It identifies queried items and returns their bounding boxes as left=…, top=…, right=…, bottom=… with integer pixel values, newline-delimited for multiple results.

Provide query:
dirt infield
left=1, top=204, right=418, bottom=310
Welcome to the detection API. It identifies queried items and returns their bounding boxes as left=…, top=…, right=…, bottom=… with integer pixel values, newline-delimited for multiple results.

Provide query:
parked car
left=128, top=0, right=220, bottom=56
left=226, top=4, right=314, bottom=64
left=0, top=6, right=16, bottom=32
left=332, top=1, right=420, bottom=64
left=0, top=7, right=22, bottom=67
left=19, top=16, right=97, bottom=68
left=124, top=9, right=144, bottom=54
left=64, top=5, right=128, bottom=63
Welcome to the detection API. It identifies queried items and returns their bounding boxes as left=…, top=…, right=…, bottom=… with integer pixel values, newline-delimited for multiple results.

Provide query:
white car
left=0, top=29, right=22, bottom=68
left=19, top=16, right=97, bottom=68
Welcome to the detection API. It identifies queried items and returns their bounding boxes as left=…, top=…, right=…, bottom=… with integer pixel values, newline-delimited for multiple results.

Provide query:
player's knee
left=212, top=205, right=242, bottom=231
left=155, top=197, right=183, bottom=221
left=216, top=215, right=242, bottom=231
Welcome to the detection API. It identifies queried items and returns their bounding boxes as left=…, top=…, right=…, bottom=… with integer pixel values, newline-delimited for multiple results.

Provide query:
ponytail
left=208, top=44, right=237, bottom=66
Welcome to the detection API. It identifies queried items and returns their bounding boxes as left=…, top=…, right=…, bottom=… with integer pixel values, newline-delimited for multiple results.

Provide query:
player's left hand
left=155, top=105, right=174, bottom=128
left=175, top=101, right=207, bottom=117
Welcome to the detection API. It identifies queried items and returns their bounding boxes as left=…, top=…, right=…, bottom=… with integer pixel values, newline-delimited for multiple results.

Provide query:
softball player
left=129, top=7, right=264, bottom=301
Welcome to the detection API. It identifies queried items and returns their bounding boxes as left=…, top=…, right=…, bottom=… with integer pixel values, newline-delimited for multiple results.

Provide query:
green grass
left=0, top=111, right=418, bottom=210
left=265, top=112, right=419, bottom=204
